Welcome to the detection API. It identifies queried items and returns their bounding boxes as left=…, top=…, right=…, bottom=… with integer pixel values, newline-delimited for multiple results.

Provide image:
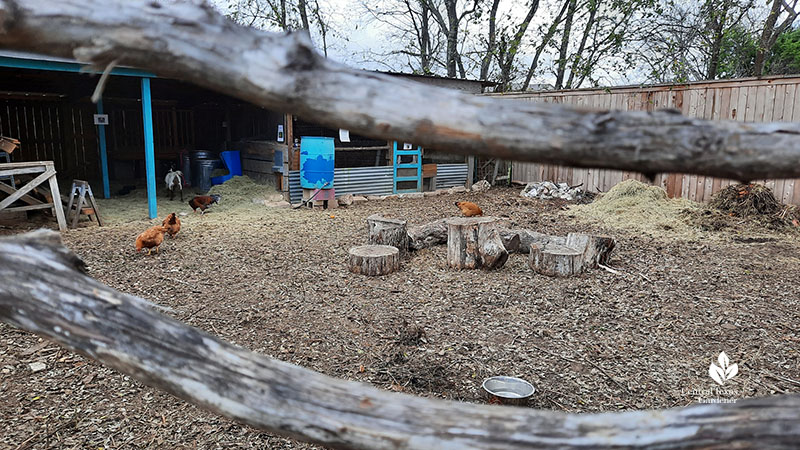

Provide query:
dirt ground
left=1, top=183, right=800, bottom=449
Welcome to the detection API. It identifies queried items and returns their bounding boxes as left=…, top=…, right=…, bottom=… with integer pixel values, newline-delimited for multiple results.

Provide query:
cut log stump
left=367, top=214, right=408, bottom=257
left=407, top=218, right=448, bottom=250
left=566, top=233, right=616, bottom=268
left=348, top=245, right=400, bottom=276
left=529, top=243, right=584, bottom=277
left=446, top=217, right=509, bottom=270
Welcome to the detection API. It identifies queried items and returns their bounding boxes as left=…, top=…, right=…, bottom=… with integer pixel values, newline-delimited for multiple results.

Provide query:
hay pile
left=208, top=176, right=278, bottom=209
left=569, top=180, right=700, bottom=237
left=707, top=183, right=800, bottom=228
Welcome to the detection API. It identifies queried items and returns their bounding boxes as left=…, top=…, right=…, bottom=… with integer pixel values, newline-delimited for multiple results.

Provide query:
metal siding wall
left=503, top=77, right=800, bottom=204
left=289, top=166, right=394, bottom=203
left=435, top=163, right=468, bottom=188
left=287, top=164, right=468, bottom=203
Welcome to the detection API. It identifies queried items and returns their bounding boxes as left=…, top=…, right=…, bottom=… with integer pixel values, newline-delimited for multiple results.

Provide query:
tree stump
left=348, top=245, right=400, bottom=276
left=446, top=217, right=509, bottom=270
left=367, top=214, right=408, bottom=257
left=565, top=233, right=616, bottom=268
left=528, top=243, right=584, bottom=277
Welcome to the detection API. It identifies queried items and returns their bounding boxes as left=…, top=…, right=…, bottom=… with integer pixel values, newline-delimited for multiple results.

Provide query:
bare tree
left=753, top=0, right=799, bottom=76
left=423, top=0, right=480, bottom=77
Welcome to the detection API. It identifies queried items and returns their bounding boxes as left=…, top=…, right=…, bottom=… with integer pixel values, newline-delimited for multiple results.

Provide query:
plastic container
left=193, top=158, right=222, bottom=193
left=299, top=136, right=334, bottom=189
left=181, top=153, right=192, bottom=187
left=211, top=150, right=243, bottom=186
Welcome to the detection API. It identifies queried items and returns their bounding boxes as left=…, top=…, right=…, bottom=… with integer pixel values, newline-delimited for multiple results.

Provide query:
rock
left=423, top=191, right=439, bottom=197
left=179, top=212, right=188, bottom=217
left=472, top=180, right=491, bottom=192
left=366, top=195, right=384, bottom=201
left=521, top=181, right=586, bottom=201
left=29, top=362, right=46, bottom=373
left=266, top=193, right=284, bottom=202
left=400, top=192, right=424, bottom=199
left=449, top=186, right=467, bottom=193
left=327, top=198, right=339, bottom=209
left=264, top=201, right=291, bottom=208
left=352, top=196, right=368, bottom=204
left=338, top=193, right=354, bottom=206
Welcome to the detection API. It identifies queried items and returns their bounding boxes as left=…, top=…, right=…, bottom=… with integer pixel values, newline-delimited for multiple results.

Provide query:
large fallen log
left=4, top=1, right=800, bottom=180
left=1, top=231, right=800, bottom=448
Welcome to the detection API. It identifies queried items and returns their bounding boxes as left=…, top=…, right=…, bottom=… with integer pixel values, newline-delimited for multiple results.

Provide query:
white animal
left=165, top=168, right=184, bottom=201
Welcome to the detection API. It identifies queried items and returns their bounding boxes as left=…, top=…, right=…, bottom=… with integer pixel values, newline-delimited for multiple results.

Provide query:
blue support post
left=96, top=99, right=110, bottom=199
left=141, top=78, right=158, bottom=219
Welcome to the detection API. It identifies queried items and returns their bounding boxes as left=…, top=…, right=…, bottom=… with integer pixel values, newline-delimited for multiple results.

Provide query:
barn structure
left=0, top=51, right=487, bottom=221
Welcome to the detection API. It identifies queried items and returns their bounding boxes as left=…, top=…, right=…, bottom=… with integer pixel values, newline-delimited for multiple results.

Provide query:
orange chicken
left=454, top=201, right=483, bottom=217
left=189, top=194, right=221, bottom=213
left=162, top=212, right=181, bottom=238
left=135, top=225, right=167, bottom=255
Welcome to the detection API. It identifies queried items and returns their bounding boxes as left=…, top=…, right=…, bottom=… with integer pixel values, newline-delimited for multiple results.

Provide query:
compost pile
left=569, top=179, right=699, bottom=237
left=707, top=183, right=800, bottom=228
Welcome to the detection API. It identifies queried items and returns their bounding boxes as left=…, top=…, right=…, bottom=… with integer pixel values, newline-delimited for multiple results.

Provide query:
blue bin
left=211, top=150, right=243, bottom=186
left=299, top=137, right=334, bottom=189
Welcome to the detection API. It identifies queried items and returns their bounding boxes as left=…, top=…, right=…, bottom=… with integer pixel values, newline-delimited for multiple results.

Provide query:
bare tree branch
left=4, top=0, right=800, bottom=180
left=2, top=230, right=800, bottom=449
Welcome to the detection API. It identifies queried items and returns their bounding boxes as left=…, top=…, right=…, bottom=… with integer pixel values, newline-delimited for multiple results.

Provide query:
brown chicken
left=162, top=212, right=181, bottom=238
left=454, top=201, right=483, bottom=217
left=189, top=194, right=221, bottom=213
left=135, top=225, right=167, bottom=255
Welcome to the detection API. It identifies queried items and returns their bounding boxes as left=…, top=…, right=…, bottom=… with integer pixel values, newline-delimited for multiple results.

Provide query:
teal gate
left=392, top=141, right=422, bottom=193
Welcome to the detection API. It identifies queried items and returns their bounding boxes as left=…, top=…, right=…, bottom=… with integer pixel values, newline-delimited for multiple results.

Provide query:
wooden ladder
left=65, top=180, right=102, bottom=228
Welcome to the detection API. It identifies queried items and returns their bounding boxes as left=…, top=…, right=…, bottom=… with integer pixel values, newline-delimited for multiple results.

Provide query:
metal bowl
left=482, top=376, right=535, bottom=406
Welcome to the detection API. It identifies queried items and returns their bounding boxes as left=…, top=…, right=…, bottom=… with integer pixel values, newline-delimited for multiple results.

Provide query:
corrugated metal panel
left=288, top=164, right=468, bottom=203
left=289, top=166, right=394, bottom=203
left=435, top=164, right=468, bottom=188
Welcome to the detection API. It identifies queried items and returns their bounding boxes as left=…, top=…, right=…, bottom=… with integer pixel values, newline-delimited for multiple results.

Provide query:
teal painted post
left=96, top=99, right=110, bottom=199
left=141, top=78, right=157, bottom=219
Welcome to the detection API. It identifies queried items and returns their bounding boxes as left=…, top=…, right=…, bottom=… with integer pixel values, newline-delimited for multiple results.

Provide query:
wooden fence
left=493, top=76, right=800, bottom=205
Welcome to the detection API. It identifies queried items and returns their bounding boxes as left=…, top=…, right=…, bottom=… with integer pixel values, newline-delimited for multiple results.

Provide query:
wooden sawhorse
left=0, top=161, right=67, bottom=232
left=65, top=180, right=102, bottom=228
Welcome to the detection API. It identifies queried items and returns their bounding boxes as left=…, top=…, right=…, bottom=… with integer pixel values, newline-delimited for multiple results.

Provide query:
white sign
left=93, top=114, right=109, bottom=125
left=277, top=124, right=285, bottom=142
left=403, top=142, right=413, bottom=150
left=339, top=128, right=350, bottom=142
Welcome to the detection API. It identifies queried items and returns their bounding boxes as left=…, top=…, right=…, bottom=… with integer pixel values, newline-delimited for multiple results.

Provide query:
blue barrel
left=300, top=137, right=334, bottom=189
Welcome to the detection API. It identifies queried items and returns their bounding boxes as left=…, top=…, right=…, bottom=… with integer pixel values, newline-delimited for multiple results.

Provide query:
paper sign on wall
left=403, top=142, right=413, bottom=150
left=277, top=124, right=285, bottom=142
left=339, top=129, right=350, bottom=142
left=93, top=114, right=109, bottom=125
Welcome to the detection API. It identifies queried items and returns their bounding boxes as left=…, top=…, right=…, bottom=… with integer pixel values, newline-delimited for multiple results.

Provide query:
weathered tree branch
left=2, top=230, right=800, bottom=448
left=2, top=1, right=800, bottom=180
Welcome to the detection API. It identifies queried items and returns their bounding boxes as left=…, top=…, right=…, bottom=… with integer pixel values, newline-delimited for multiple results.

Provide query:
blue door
left=393, top=141, right=422, bottom=193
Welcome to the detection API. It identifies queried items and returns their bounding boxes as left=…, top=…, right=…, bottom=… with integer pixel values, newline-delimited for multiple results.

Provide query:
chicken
left=455, top=201, right=483, bottom=217
left=164, top=168, right=184, bottom=201
left=161, top=212, right=181, bottom=238
left=135, top=225, right=167, bottom=255
left=189, top=194, right=221, bottom=213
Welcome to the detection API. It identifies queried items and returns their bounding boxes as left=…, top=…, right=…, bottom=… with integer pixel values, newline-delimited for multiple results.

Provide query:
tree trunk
left=529, top=243, right=583, bottom=277
left=408, top=218, right=448, bottom=250
left=446, top=217, right=508, bottom=269
left=480, top=0, right=501, bottom=81
left=348, top=245, right=400, bottom=276
left=554, top=0, right=577, bottom=90
left=367, top=214, right=408, bottom=257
